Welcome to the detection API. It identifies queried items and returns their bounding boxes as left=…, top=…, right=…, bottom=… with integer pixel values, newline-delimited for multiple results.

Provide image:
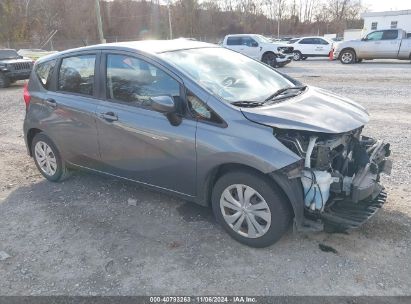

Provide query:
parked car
left=23, top=40, right=392, bottom=247
left=289, top=36, right=334, bottom=61
left=0, top=49, right=33, bottom=88
left=18, top=49, right=57, bottom=61
left=333, top=29, right=411, bottom=64
left=222, top=34, right=294, bottom=67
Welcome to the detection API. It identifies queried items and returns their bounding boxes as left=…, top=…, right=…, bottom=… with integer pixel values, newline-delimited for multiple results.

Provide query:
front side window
left=242, top=37, right=257, bottom=47
left=159, top=47, right=293, bottom=103
left=58, top=55, right=96, bottom=96
left=106, top=54, right=180, bottom=108
left=35, top=59, right=56, bottom=90
left=366, top=31, right=383, bottom=41
left=371, top=22, right=378, bottom=30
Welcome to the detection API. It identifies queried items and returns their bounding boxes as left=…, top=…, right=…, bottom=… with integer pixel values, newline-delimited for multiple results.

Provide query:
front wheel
left=340, top=50, right=356, bottom=64
left=293, top=51, right=302, bottom=61
left=212, top=170, right=292, bottom=248
left=31, top=133, right=71, bottom=182
left=262, top=52, right=277, bottom=67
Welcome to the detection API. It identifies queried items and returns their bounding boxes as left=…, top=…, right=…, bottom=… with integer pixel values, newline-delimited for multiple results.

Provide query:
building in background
left=361, top=10, right=411, bottom=35
left=343, top=29, right=363, bottom=41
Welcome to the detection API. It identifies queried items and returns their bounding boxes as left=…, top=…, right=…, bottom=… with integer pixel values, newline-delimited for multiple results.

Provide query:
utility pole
left=277, top=1, right=280, bottom=38
left=167, top=0, right=173, bottom=39
left=95, top=0, right=106, bottom=43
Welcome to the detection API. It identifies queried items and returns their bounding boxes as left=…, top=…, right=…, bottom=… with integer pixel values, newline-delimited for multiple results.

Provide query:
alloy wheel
left=220, top=184, right=271, bottom=238
left=34, top=141, right=57, bottom=176
left=341, top=52, right=353, bottom=63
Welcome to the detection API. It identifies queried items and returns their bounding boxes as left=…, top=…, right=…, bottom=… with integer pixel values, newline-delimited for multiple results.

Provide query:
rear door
left=95, top=51, right=197, bottom=196
left=313, top=38, right=332, bottom=56
left=380, top=30, right=401, bottom=58
left=33, top=51, right=101, bottom=167
left=296, top=38, right=315, bottom=55
left=225, top=36, right=243, bottom=54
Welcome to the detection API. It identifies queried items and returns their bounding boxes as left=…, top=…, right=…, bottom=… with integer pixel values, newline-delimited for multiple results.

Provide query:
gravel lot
left=0, top=59, right=410, bottom=296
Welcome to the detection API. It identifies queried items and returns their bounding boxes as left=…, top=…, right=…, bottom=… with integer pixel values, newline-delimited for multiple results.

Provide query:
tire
left=293, top=51, right=302, bottom=61
left=31, top=133, right=71, bottom=182
left=211, top=169, right=292, bottom=248
left=339, top=49, right=356, bottom=64
left=261, top=52, right=278, bottom=67
left=0, top=72, right=10, bottom=88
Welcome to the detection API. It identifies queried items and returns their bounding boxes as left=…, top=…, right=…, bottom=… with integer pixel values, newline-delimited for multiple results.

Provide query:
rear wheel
left=31, top=133, right=71, bottom=182
left=262, top=52, right=277, bottom=67
left=0, top=72, right=10, bottom=88
left=293, top=51, right=302, bottom=61
left=212, top=169, right=292, bottom=247
left=340, top=49, right=356, bottom=64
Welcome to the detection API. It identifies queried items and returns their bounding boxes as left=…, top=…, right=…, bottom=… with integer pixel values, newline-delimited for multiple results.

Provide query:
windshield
left=254, top=35, right=271, bottom=43
left=0, top=50, right=19, bottom=60
left=159, top=47, right=294, bottom=102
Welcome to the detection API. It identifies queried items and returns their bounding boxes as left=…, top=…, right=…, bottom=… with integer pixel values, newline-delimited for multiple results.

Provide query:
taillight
left=23, top=82, right=31, bottom=109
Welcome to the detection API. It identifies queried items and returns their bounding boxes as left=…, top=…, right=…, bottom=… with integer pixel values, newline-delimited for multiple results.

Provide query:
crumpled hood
left=241, top=86, right=369, bottom=133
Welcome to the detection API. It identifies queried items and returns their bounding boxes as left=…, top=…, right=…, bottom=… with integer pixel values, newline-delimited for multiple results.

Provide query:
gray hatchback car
left=23, top=40, right=392, bottom=247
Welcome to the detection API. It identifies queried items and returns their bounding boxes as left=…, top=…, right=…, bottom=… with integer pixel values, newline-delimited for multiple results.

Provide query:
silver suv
left=23, top=40, right=392, bottom=247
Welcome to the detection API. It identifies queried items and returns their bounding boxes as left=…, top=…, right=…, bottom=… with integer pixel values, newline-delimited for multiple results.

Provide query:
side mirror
left=361, top=37, right=368, bottom=41
left=150, top=95, right=176, bottom=114
left=251, top=41, right=259, bottom=47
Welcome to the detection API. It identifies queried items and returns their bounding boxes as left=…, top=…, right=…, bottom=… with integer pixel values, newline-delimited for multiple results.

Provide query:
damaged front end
left=275, top=128, right=392, bottom=231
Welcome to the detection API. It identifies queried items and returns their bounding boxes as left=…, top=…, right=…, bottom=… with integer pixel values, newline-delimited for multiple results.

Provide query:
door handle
left=44, top=98, right=57, bottom=108
left=100, top=111, right=118, bottom=121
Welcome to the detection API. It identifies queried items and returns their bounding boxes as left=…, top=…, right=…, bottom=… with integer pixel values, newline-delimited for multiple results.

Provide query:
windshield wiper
left=231, top=100, right=265, bottom=107
left=264, top=85, right=307, bottom=102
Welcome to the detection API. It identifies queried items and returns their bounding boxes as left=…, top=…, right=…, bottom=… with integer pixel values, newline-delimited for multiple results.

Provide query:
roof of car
left=36, top=39, right=218, bottom=63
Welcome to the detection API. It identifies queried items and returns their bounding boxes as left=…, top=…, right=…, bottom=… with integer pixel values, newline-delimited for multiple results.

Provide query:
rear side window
left=382, top=30, right=398, bottom=40
left=35, top=59, right=56, bottom=90
left=299, top=38, right=314, bottom=44
left=227, top=37, right=242, bottom=45
left=106, top=54, right=180, bottom=108
left=58, top=54, right=96, bottom=96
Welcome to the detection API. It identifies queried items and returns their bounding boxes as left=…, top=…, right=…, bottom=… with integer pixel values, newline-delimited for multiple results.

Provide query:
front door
left=241, top=36, right=260, bottom=60
left=359, top=31, right=384, bottom=58
left=95, top=52, right=197, bottom=196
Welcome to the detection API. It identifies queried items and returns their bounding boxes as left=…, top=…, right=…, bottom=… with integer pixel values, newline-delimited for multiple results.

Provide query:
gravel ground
left=0, top=59, right=410, bottom=296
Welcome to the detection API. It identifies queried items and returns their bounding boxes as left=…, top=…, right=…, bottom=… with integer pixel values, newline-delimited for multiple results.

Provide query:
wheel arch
left=261, top=50, right=276, bottom=61
left=339, top=47, right=357, bottom=59
left=26, top=128, right=43, bottom=156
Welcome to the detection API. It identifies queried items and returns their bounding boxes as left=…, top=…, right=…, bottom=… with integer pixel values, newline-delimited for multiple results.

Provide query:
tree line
left=0, top=0, right=365, bottom=50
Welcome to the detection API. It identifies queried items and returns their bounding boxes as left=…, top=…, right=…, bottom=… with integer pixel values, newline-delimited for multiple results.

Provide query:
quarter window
left=106, top=54, right=180, bottom=108
left=58, top=55, right=96, bottom=96
left=35, top=59, right=56, bottom=90
left=371, top=22, right=378, bottom=30
left=186, top=91, right=223, bottom=124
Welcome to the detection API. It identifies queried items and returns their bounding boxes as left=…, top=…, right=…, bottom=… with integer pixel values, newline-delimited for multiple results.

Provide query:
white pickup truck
left=333, top=29, right=411, bottom=64
left=222, top=34, right=294, bottom=67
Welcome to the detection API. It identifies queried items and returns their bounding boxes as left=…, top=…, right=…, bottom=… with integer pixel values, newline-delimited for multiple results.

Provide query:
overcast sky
left=363, top=0, right=411, bottom=12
